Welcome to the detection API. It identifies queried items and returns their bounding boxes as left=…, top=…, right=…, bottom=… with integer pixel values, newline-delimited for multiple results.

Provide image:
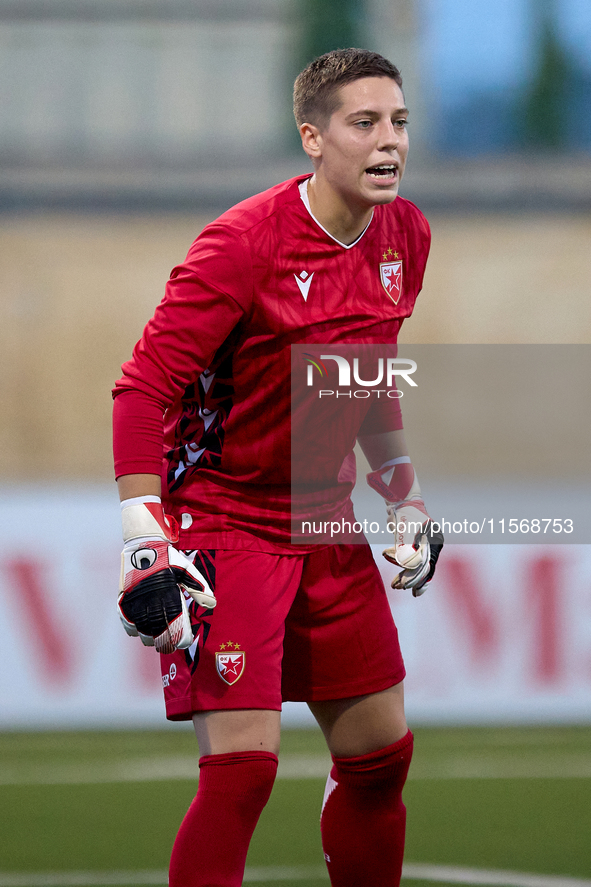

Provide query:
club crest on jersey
left=215, top=642, right=245, bottom=686
left=380, top=259, right=403, bottom=304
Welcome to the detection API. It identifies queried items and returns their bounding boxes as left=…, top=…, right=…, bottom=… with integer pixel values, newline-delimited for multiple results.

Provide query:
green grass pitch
left=0, top=725, right=590, bottom=886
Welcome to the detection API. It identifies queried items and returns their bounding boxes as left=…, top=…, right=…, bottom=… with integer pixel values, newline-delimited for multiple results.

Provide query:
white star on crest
left=384, top=266, right=401, bottom=292
left=221, top=656, right=242, bottom=677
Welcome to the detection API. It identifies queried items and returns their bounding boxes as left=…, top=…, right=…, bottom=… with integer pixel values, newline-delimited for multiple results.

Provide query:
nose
left=377, top=119, right=400, bottom=151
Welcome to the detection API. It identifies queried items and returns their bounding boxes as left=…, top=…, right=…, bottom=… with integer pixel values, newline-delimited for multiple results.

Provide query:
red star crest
left=215, top=647, right=245, bottom=685
left=379, top=259, right=403, bottom=304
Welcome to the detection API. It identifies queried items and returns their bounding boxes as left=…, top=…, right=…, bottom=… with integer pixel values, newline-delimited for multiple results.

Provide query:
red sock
left=320, top=730, right=414, bottom=887
left=169, top=750, right=278, bottom=887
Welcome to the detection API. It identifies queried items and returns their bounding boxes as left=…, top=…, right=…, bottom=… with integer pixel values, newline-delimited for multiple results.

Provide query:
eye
left=355, top=120, right=373, bottom=129
left=394, top=118, right=409, bottom=129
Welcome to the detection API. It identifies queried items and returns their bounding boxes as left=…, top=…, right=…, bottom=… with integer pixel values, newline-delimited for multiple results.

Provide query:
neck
left=307, top=175, right=373, bottom=245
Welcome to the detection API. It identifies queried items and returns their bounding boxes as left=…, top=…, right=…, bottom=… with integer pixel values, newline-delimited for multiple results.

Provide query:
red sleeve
left=406, top=200, right=431, bottom=296
left=112, top=222, right=252, bottom=477
left=357, top=395, right=404, bottom=436
left=112, top=389, right=165, bottom=479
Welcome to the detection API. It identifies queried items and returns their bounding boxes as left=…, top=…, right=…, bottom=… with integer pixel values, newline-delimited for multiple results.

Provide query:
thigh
left=309, top=681, right=407, bottom=757
left=193, top=708, right=281, bottom=756
left=160, top=548, right=304, bottom=720
left=281, top=543, right=405, bottom=703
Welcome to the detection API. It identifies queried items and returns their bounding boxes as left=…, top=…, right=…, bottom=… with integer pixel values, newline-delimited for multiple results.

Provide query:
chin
left=369, top=188, right=399, bottom=205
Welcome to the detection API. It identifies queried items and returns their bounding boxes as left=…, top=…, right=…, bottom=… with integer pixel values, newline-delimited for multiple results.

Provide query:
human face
left=310, top=77, right=409, bottom=211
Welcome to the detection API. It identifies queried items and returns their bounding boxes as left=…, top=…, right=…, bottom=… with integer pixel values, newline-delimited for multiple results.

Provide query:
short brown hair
left=293, top=48, right=402, bottom=129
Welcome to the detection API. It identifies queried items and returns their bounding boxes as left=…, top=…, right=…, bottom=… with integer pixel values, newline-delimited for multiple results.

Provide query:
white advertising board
left=0, top=487, right=590, bottom=728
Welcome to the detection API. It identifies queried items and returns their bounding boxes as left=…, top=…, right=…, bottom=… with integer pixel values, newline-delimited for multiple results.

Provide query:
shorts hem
left=282, top=668, right=406, bottom=704
left=165, top=695, right=283, bottom=721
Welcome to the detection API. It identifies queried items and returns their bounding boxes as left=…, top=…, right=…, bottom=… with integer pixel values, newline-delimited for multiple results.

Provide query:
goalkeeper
left=113, top=48, right=443, bottom=887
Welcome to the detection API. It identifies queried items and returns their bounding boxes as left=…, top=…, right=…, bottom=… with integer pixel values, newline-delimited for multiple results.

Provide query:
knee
left=330, top=729, right=413, bottom=795
left=199, top=750, right=278, bottom=810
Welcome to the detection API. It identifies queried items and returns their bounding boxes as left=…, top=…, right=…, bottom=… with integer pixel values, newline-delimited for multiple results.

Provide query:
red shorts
left=160, top=543, right=405, bottom=719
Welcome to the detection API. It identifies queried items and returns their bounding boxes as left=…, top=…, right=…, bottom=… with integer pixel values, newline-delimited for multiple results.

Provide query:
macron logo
left=294, top=270, right=314, bottom=301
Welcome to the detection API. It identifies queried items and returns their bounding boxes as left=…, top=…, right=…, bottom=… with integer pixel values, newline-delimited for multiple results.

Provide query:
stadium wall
left=1, top=211, right=590, bottom=483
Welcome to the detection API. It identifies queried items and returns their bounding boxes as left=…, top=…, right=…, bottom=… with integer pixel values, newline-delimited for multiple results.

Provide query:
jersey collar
left=298, top=177, right=374, bottom=249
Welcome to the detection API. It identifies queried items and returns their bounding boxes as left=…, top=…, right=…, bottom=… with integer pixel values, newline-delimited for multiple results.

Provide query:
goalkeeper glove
left=367, top=457, right=444, bottom=596
left=118, top=496, right=216, bottom=653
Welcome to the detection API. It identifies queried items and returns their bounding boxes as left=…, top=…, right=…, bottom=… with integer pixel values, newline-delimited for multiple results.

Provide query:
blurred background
left=1, top=2, right=591, bottom=885
left=1, top=0, right=590, bottom=728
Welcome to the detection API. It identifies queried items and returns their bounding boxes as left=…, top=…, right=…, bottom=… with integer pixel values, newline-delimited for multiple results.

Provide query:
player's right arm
left=113, top=224, right=253, bottom=651
left=118, top=473, right=161, bottom=501
left=116, top=472, right=216, bottom=654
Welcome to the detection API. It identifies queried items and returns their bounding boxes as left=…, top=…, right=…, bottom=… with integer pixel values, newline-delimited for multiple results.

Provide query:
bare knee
left=309, top=681, right=407, bottom=757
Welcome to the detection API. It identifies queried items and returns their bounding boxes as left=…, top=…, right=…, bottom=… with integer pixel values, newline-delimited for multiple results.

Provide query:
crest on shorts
left=379, top=260, right=403, bottom=304
left=215, top=642, right=245, bottom=686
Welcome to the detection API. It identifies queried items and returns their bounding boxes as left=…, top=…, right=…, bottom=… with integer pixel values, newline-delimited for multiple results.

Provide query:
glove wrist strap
left=121, top=499, right=179, bottom=544
left=367, top=457, right=423, bottom=507
left=120, top=495, right=161, bottom=510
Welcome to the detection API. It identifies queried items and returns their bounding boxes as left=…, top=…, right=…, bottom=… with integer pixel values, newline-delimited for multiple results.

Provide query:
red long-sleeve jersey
left=113, top=175, right=430, bottom=552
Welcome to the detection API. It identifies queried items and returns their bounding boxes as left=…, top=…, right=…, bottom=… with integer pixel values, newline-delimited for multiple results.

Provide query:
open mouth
left=366, top=163, right=398, bottom=180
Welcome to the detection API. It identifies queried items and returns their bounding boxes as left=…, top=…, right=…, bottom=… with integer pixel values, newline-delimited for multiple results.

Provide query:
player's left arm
left=358, top=429, right=444, bottom=596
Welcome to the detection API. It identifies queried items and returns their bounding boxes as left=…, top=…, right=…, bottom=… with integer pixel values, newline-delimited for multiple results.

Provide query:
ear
left=299, top=122, right=323, bottom=161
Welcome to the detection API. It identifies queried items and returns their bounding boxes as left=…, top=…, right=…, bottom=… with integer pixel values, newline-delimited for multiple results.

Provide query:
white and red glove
left=118, top=497, right=216, bottom=653
left=367, top=457, right=444, bottom=596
